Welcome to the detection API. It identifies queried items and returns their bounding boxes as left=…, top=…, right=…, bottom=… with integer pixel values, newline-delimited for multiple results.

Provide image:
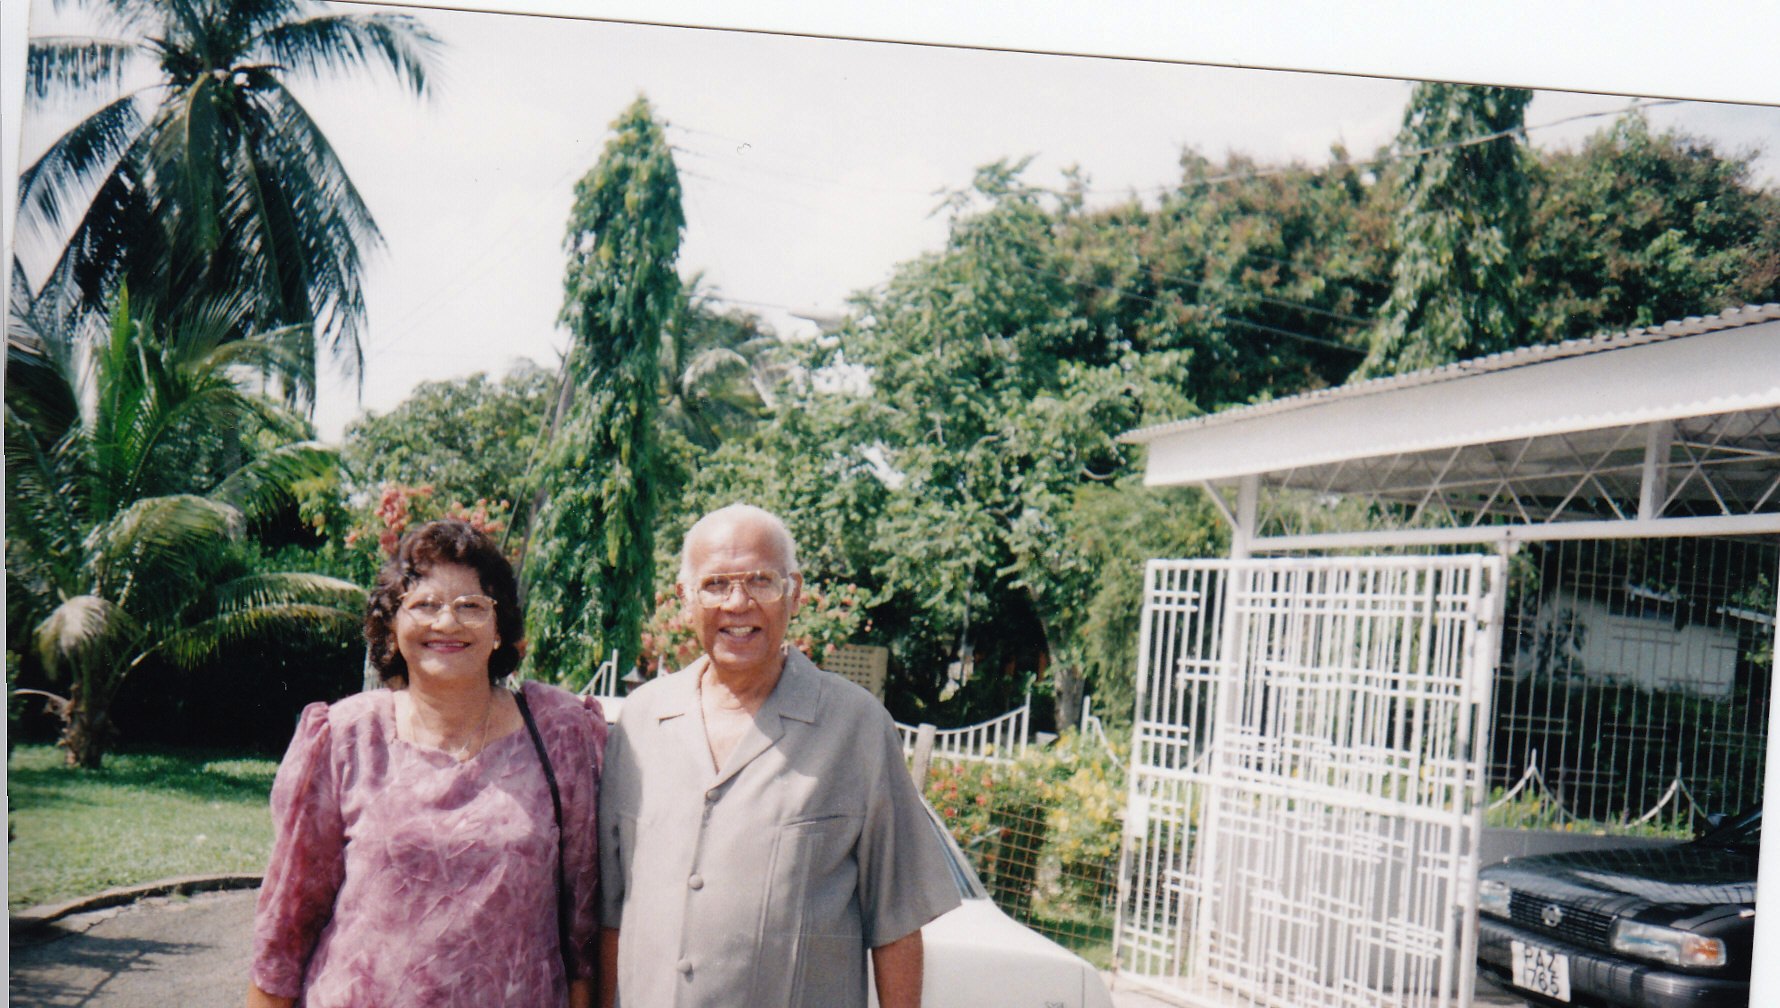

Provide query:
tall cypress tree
left=525, top=96, right=683, bottom=685
left=1361, top=83, right=1532, bottom=376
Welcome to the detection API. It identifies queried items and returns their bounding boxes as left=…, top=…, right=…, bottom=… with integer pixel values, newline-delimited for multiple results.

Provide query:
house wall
left=1522, top=595, right=1740, bottom=699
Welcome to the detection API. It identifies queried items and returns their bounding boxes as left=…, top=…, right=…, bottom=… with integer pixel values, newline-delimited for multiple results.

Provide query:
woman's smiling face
left=394, top=562, right=500, bottom=685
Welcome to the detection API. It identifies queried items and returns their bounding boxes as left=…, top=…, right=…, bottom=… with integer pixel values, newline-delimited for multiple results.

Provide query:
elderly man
left=597, top=504, right=959, bottom=1008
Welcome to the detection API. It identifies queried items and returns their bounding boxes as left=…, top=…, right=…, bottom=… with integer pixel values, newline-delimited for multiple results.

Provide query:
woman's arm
left=246, top=983, right=296, bottom=1008
left=249, top=703, right=347, bottom=1002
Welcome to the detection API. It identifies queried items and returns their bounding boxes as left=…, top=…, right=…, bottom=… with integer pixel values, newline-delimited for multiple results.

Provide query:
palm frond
left=5, top=282, right=84, bottom=440
left=231, top=85, right=381, bottom=393
left=198, top=320, right=310, bottom=387
left=4, top=401, right=90, bottom=575
left=31, top=136, right=161, bottom=317
left=148, top=75, right=227, bottom=253
left=33, top=594, right=143, bottom=685
left=253, top=11, right=440, bottom=99
left=25, top=36, right=142, bottom=104
left=15, top=92, right=146, bottom=242
left=217, top=571, right=366, bottom=610
left=161, top=600, right=361, bottom=668
left=84, top=493, right=243, bottom=595
left=208, top=441, right=337, bottom=522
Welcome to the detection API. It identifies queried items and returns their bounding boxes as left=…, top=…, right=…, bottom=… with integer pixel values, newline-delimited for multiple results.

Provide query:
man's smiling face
left=679, top=513, right=802, bottom=680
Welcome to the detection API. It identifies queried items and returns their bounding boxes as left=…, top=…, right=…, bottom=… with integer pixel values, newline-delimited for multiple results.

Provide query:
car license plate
left=1510, top=940, right=1571, bottom=1002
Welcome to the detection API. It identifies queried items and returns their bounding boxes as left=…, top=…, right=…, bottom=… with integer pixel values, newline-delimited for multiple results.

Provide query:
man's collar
left=656, top=647, right=822, bottom=724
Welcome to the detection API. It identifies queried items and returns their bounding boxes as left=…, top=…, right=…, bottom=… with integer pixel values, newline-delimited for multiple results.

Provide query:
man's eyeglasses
left=693, top=570, right=793, bottom=609
left=400, top=594, right=497, bottom=628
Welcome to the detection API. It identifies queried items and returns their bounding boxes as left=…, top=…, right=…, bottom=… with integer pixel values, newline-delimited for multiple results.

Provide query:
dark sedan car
left=1475, top=808, right=1759, bottom=1008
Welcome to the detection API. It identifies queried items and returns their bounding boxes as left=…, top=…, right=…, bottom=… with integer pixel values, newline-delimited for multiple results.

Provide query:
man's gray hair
left=677, top=504, right=801, bottom=585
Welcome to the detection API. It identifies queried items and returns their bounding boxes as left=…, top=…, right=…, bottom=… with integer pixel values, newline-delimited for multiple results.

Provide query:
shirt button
left=677, top=958, right=693, bottom=975
left=688, top=873, right=704, bottom=890
left=705, top=788, right=719, bottom=802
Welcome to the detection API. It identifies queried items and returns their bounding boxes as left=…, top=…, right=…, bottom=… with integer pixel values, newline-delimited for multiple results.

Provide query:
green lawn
left=7, top=745, right=278, bottom=910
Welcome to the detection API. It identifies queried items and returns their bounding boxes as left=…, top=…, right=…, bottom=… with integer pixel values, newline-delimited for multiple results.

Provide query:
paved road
left=9, top=888, right=1527, bottom=1007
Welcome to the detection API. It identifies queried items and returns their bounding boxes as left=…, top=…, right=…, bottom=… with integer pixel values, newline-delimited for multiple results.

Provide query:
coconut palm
left=19, top=0, right=439, bottom=411
left=5, top=283, right=364, bottom=767
left=660, top=277, right=786, bottom=449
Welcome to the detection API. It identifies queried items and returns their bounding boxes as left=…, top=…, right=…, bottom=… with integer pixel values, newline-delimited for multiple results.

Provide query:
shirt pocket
left=774, top=813, right=866, bottom=1006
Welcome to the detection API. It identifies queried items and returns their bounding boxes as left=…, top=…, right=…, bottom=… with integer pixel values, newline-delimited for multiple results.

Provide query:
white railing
left=1078, top=695, right=1120, bottom=762
left=896, top=695, right=1030, bottom=764
left=578, top=653, right=621, bottom=699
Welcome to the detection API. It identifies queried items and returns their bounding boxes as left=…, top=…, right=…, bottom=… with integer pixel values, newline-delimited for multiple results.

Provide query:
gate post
left=910, top=723, right=937, bottom=789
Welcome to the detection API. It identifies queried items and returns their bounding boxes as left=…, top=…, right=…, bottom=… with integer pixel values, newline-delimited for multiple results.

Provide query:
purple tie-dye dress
left=251, top=681, right=606, bottom=1007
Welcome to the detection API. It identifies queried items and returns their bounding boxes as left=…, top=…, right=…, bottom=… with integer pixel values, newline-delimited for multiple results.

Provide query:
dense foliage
left=342, top=363, right=553, bottom=521
left=4, top=292, right=363, bottom=766
left=1362, top=84, right=1533, bottom=375
left=523, top=97, right=684, bottom=686
left=669, top=108, right=1777, bottom=729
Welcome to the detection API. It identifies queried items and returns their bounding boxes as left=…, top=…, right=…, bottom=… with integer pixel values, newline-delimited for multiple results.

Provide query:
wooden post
left=910, top=723, right=937, bottom=790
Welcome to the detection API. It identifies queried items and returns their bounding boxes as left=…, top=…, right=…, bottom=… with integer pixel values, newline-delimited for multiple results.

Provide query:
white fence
left=897, top=696, right=1032, bottom=764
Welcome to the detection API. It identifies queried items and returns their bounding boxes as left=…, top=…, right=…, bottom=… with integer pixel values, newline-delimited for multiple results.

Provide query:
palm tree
left=6, top=283, right=364, bottom=767
left=660, top=277, right=786, bottom=449
left=19, top=0, right=439, bottom=412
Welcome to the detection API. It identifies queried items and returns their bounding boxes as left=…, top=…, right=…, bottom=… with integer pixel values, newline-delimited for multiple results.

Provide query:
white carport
left=1112, top=304, right=1780, bottom=1007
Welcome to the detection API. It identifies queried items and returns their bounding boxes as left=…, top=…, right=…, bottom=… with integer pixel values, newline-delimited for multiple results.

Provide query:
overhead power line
left=1103, top=99, right=1679, bottom=198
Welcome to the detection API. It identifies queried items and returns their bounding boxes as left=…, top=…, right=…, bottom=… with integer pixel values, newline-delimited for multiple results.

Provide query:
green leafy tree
left=660, top=277, right=783, bottom=451
left=5, top=291, right=362, bottom=766
left=1362, top=83, right=1533, bottom=375
left=19, top=0, right=439, bottom=409
left=342, top=362, right=554, bottom=517
left=524, top=96, right=683, bottom=686
left=1525, top=114, right=1780, bottom=340
left=682, top=164, right=1201, bottom=724
left=1100, top=149, right=1382, bottom=405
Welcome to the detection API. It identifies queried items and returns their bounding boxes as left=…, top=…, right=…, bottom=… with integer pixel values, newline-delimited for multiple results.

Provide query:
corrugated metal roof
left=1121, top=303, right=1780, bottom=445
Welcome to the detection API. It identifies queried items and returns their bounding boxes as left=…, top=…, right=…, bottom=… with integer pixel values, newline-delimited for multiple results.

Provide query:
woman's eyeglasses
left=400, top=594, right=497, bottom=628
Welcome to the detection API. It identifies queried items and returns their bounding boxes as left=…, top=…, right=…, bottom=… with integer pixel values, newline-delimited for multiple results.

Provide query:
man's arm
left=870, top=929, right=924, bottom=1008
left=597, top=927, right=620, bottom=1008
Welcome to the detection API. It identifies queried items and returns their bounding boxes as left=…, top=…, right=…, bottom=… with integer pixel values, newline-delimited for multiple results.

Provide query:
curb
left=9, top=873, right=263, bottom=937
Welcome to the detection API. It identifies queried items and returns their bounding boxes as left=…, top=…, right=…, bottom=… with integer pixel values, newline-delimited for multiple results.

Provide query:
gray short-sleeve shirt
left=598, top=649, right=961, bottom=1007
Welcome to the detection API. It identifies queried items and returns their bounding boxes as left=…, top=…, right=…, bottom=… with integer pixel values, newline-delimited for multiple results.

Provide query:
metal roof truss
left=1224, top=406, right=1780, bottom=552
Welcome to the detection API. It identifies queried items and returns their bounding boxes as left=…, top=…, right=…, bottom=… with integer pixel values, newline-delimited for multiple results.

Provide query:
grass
left=7, top=744, right=278, bottom=910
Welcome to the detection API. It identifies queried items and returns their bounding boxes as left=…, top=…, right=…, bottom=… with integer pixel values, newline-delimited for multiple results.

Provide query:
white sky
left=9, top=2, right=1780, bottom=442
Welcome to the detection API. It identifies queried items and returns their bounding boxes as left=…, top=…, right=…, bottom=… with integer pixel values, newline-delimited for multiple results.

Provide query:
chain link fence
left=922, top=731, right=1125, bottom=968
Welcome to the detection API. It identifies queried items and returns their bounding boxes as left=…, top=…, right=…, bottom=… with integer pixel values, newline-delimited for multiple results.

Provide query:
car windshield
left=1697, top=807, right=1762, bottom=847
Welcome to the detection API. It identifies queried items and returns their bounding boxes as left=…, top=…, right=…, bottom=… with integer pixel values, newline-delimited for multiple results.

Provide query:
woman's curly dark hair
left=364, top=519, right=523, bottom=685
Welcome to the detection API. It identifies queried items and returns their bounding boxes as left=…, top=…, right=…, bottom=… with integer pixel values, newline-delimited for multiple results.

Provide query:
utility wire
left=364, top=99, right=1671, bottom=374
left=1106, top=99, right=1679, bottom=197
left=991, top=255, right=1366, bottom=355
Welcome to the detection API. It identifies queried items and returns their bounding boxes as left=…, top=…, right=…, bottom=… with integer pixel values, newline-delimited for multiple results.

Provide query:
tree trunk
left=60, top=686, right=111, bottom=769
left=1052, top=660, right=1084, bottom=737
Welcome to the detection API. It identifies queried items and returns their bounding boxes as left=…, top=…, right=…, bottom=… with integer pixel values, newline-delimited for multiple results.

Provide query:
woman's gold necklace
left=411, top=688, right=495, bottom=762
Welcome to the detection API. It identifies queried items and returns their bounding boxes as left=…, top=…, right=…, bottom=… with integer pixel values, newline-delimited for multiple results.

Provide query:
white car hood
left=911, top=898, right=1114, bottom=1008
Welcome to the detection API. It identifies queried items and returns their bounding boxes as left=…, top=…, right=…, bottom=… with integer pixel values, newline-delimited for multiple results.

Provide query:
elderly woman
left=247, top=519, right=606, bottom=1008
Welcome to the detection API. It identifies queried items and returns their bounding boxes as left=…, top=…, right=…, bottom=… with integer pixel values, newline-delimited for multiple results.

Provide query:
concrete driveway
left=9, top=888, right=1527, bottom=1007
left=10, top=889, right=257, bottom=1008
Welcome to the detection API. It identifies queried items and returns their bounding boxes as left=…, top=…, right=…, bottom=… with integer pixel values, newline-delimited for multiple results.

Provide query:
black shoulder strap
left=514, top=683, right=574, bottom=982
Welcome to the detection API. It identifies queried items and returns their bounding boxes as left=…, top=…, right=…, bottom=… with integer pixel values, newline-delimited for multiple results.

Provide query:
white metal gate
left=1117, top=555, right=1506, bottom=1008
